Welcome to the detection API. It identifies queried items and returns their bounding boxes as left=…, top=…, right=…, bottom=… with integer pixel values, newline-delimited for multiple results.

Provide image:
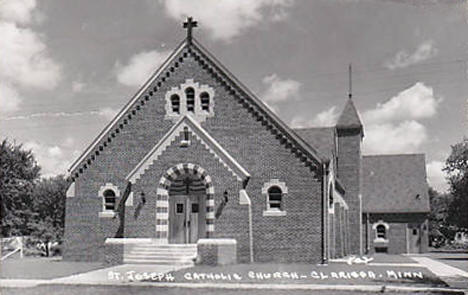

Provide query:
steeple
left=336, top=98, right=363, bottom=132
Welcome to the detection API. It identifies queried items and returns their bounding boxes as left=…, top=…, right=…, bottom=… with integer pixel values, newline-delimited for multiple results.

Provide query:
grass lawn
left=0, top=257, right=105, bottom=279
left=1, top=285, right=464, bottom=295
left=168, top=262, right=447, bottom=287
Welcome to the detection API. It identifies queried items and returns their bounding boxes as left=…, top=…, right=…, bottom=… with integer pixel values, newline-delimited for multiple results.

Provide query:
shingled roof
left=293, top=127, right=335, bottom=160
left=336, top=98, right=363, bottom=133
left=362, top=154, right=430, bottom=213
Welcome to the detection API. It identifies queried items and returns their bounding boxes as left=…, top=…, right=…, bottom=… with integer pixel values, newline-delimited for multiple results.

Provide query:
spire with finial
left=183, top=16, right=198, bottom=44
left=348, top=63, right=352, bottom=99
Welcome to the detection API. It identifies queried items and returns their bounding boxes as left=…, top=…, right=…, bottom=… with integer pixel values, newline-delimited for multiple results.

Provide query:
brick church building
left=63, top=19, right=430, bottom=265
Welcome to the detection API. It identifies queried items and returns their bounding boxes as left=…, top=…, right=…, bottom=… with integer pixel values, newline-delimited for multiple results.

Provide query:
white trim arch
left=372, top=220, right=389, bottom=242
left=98, top=183, right=120, bottom=218
left=262, top=179, right=288, bottom=217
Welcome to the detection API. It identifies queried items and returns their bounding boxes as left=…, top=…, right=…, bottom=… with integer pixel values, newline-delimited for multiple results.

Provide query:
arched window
left=103, top=189, right=116, bottom=211
left=171, top=94, right=180, bottom=114
left=376, top=224, right=386, bottom=239
left=329, top=183, right=334, bottom=208
left=200, top=92, right=210, bottom=111
left=185, top=87, right=195, bottom=112
left=268, top=186, right=282, bottom=210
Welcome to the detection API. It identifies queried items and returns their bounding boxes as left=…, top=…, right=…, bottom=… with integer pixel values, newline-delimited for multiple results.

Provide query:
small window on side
left=376, top=224, right=386, bottom=239
left=103, top=189, right=116, bottom=211
left=268, top=186, right=282, bottom=210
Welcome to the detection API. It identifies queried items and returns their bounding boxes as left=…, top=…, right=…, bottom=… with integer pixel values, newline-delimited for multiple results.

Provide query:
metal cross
left=183, top=17, right=198, bottom=43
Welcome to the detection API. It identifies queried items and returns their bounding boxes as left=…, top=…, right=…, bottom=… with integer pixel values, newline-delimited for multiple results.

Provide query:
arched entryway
left=156, top=163, right=214, bottom=243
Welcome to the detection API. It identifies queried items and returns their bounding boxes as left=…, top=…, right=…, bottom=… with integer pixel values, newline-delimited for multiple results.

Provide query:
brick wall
left=63, top=47, right=324, bottom=263
left=336, top=128, right=362, bottom=255
left=364, top=213, right=429, bottom=254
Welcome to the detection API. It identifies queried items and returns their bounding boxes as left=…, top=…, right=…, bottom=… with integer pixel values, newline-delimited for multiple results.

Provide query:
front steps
left=123, top=243, right=197, bottom=266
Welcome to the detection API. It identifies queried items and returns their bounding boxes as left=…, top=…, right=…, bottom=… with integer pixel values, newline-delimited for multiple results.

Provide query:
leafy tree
left=0, top=139, right=41, bottom=237
left=29, top=175, right=68, bottom=256
left=444, top=139, right=468, bottom=229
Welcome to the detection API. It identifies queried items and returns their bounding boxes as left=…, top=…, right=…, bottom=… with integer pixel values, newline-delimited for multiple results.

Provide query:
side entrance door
left=407, top=224, right=421, bottom=253
left=169, top=195, right=204, bottom=244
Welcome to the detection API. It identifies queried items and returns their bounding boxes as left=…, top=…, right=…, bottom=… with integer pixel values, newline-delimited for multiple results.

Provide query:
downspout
left=321, top=161, right=329, bottom=265
left=366, top=212, right=370, bottom=254
left=239, top=177, right=254, bottom=263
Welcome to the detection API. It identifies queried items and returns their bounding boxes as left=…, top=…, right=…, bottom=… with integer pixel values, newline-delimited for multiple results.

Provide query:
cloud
left=0, top=82, right=22, bottom=114
left=426, top=160, right=449, bottom=193
left=24, top=141, right=77, bottom=177
left=363, top=120, right=427, bottom=154
left=72, top=81, right=86, bottom=92
left=0, top=0, right=36, bottom=24
left=160, top=0, right=294, bottom=41
left=290, top=106, right=339, bottom=128
left=262, top=74, right=301, bottom=103
left=0, top=0, right=61, bottom=114
left=97, top=107, right=118, bottom=120
left=115, top=50, right=170, bottom=87
left=1, top=108, right=119, bottom=121
left=384, top=40, right=438, bottom=70
left=363, top=82, right=440, bottom=124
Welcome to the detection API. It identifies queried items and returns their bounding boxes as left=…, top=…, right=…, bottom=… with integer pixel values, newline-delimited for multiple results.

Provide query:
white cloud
left=363, top=82, right=440, bottom=124
left=0, top=0, right=36, bottom=24
left=262, top=74, right=301, bottom=103
left=290, top=106, right=339, bottom=128
left=0, top=82, right=22, bottom=114
left=24, top=141, right=72, bottom=176
left=0, top=1, right=61, bottom=114
left=97, top=107, right=118, bottom=120
left=384, top=40, right=438, bottom=70
left=0, top=22, right=61, bottom=90
left=426, top=160, right=449, bottom=193
left=72, top=81, right=86, bottom=92
left=161, top=0, right=294, bottom=42
left=363, top=120, right=427, bottom=154
left=115, top=50, right=170, bottom=87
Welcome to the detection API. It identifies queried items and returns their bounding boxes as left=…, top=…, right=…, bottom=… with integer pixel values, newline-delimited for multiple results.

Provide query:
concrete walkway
left=410, top=256, right=468, bottom=278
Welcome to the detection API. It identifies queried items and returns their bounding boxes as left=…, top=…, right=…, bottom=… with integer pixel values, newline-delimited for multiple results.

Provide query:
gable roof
left=293, top=127, right=335, bottom=159
left=362, top=154, right=430, bottom=213
left=68, top=37, right=328, bottom=178
left=126, top=114, right=250, bottom=183
left=336, top=98, right=363, bottom=132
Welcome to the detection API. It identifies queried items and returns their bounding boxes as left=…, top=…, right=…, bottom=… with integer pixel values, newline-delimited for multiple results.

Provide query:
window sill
left=99, top=211, right=116, bottom=218
left=263, top=210, right=287, bottom=217
left=373, top=238, right=388, bottom=244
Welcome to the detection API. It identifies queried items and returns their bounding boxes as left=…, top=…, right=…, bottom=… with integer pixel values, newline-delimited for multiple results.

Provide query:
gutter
left=321, top=162, right=330, bottom=264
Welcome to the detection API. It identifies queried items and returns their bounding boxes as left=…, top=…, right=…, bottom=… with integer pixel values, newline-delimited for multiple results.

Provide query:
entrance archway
left=156, top=163, right=214, bottom=243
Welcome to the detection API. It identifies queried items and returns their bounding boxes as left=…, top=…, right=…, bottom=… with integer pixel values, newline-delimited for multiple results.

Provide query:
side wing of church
left=63, top=22, right=430, bottom=265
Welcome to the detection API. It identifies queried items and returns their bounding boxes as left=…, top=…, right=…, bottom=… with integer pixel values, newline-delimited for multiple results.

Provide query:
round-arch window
left=376, top=224, right=386, bottom=239
left=171, top=94, right=180, bottom=114
left=185, top=87, right=195, bottom=112
left=268, top=186, right=282, bottom=210
left=200, top=92, right=210, bottom=112
left=103, top=189, right=116, bottom=211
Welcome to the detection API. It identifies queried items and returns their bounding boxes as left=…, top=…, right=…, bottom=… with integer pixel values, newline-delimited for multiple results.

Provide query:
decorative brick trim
left=66, top=182, right=75, bottom=198
left=126, top=114, right=250, bottom=183
left=165, top=79, right=215, bottom=123
left=155, top=164, right=215, bottom=242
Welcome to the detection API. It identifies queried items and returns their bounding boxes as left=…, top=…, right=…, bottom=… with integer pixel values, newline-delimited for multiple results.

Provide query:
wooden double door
left=169, top=194, right=206, bottom=244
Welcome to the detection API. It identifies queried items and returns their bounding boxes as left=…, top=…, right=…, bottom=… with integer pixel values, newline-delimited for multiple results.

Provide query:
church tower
left=336, top=97, right=364, bottom=255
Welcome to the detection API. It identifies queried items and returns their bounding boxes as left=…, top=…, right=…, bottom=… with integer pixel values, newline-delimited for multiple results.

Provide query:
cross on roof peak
left=183, top=17, right=198, bottom=43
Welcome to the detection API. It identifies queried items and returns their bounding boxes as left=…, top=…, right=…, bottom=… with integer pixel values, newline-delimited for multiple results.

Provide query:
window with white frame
left=262, top=179, right=287, bottom=216
left=372, top=221, right=389, bottom=242
left=164, top=79, right=215, bottom=123
left=98, top=183, right=120, bottom=217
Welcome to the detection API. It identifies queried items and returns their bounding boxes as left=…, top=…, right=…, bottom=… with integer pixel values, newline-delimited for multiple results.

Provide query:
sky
left=0, top=0, right=467, bottom=193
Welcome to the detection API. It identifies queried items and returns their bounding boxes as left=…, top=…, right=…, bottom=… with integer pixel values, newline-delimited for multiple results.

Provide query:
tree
left=444, top=139, right=468, bottom=229
left=0, top=139, right=41, bottom=237
left=29, top=175, right=68, bottom=256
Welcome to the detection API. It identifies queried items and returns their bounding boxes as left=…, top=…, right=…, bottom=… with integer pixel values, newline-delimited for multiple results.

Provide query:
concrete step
left=125, top=253, right=196, bottom=259
left=123, top=243, right=198, bottom=265
left=123, top=258, right=194, bottom=265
